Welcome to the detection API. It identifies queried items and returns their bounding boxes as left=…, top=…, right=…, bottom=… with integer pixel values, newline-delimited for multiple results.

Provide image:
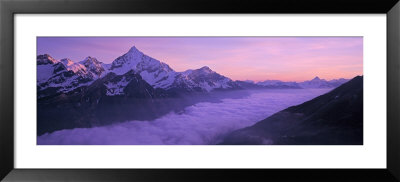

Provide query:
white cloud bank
left=38, top=89, right=331, bottom=145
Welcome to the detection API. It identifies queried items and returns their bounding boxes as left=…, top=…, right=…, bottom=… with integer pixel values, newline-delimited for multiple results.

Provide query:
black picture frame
left=1, top=0, right=399, bottom=181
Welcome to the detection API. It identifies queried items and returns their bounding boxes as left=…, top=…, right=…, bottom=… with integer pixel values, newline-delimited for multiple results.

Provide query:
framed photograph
left=1, top=0, right=399, bottom=181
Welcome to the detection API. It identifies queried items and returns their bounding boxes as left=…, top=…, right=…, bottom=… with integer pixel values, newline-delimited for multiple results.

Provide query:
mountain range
left=38, top=45, right=349, bottom=99
left=37, top=46, right=242, bottom=99
left=37, top=45, right=351, bottom=136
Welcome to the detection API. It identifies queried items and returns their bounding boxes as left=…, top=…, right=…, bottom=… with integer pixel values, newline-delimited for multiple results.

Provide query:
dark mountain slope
left=37, top=71, right=171, bottom=135
left=221, top=76, right=363, bottom=145
left=37, top=71, right=251, bottom=136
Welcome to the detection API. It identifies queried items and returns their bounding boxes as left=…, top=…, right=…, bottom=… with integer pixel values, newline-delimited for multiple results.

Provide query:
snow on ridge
left=105, top=77, right=131, bottom=96
left=46, top=75, right=92, bottom=93
left=172, top=66, right=236, bottom=92
left=37, top=46, right=239, bottom=95
left=80, top=56, right=107, bottom=78
left=37, top=55, right=103, bottom=94
left=37, top=54, right=58, bottom=65
left=108, top=46, right=178, bottom=89
left=60, top=58, right=75, bottom=66
left=60, top=58, right=89, bottom=76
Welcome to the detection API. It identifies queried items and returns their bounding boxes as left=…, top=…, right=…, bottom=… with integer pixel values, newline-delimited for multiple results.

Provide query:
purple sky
left=37, top=37, right=363, bottom=82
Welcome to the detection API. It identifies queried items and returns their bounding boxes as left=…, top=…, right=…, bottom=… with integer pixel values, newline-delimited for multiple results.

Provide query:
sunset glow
left=37, top=37, right=363, bottom=82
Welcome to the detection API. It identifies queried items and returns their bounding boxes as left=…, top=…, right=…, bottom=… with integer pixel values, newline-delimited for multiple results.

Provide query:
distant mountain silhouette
left=221, top=76, right=363, bottom=145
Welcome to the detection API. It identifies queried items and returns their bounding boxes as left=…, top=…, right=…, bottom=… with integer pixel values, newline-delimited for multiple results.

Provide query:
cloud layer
left=37, top=89, right=331, bottom=145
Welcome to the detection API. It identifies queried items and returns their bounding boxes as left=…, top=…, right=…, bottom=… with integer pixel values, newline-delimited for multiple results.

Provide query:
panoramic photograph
left=36, top=37, right=363, bottom=145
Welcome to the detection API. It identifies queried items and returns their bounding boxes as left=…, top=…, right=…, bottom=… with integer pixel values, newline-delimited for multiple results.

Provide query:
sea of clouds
left=37, top=89, right=331, bottom=145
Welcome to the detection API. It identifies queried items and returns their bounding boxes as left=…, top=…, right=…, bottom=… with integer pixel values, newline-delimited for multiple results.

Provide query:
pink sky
left=37, top=37, right=363, bottom=82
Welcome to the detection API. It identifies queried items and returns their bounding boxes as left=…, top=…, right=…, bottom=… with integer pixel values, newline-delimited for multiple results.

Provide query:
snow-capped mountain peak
left=187, top=66, right=217, bottom=77
left=172, top=66, right=239, bottom=92
left=199, top=66, right=213, bottom=73
left=59, top=58, right=87, bottom=75
left=128, top=46, right=141, bottom=54
left=37, top=54, right=62, bottom=84
left=60, top=58, right=75, bottom=66
left=299, top=76, right=346, bottom=88
left=312, top=76, right=321, bottom=81
left=80, top=56, right=106, bottom=77
left=106, top=45, right=241, bottom=92
left=37, top=54, right=58, bottom=65
left=37, top=46, right=242, bottom=98
left=110, top=46, right=145, bottom=73
left=310, top=76, right=327, bottom=82
left=109, top=46, right=177, bottom=89
left=37, top=54, right=97, bottom=97
left=81, top=56, right=101, bottom=64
